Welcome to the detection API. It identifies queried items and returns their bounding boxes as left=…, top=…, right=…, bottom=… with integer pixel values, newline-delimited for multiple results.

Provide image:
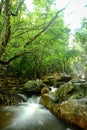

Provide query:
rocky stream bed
left=0, top=72, right=87, bottom=129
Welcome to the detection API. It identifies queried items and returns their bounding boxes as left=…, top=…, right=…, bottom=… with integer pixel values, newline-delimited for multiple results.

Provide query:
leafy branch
left=24, top=1, right=70, bottom=47
left=24, top=8, right=65, bottom=47
left=11, top=0, right=25, bottom=16
left=0, top=49, right=35, bottom=65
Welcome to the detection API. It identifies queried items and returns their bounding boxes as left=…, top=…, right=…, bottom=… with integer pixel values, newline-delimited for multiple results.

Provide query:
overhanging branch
left=0, top=2, right=70, bottom=64
left=24, top=8, right=65, bottom=47
left=11, top=0, right=25, bottom=16
left=0, top=49, right=36, bottom=65
left=24, top=1, right=71, bottom=47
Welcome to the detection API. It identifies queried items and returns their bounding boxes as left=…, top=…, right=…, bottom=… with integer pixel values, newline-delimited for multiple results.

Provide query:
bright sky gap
left=24, top=0, right=87, bottom=32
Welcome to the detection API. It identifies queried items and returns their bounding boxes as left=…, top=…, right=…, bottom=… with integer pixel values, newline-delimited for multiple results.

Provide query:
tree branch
left=11, top=0, right=25, bottom=16
left=0, top=49, right=36, bottom=65
left=0, top=2, right=70, bottom=64
left=24, top=1, right=71, bottom=47
left=24, top=8, right=65, bottom=47
left=11, top=23, right=48, bottom=39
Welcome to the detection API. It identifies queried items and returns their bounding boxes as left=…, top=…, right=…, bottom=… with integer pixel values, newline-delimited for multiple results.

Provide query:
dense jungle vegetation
left=0, top=0, right=87, bottom=79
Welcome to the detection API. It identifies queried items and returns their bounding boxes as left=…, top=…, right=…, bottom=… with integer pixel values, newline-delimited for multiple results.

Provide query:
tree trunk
left=0, top=0, right=11, bottom=59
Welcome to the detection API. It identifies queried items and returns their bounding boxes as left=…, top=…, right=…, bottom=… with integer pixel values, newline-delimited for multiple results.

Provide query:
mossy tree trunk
left=0, top=0, right=11, bottom=59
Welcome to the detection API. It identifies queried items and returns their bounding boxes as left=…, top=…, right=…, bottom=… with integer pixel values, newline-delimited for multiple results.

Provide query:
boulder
left=55, top=81, right=87, bottom=103
left=40, top=94, right=87, bottom=130
left=41, top=73, right=71, bottom=86
left=22, top=79, right=47, bottom=95
left=40, top=80, right=87, bottom=130
left=41, top=87, right=50, bottom=95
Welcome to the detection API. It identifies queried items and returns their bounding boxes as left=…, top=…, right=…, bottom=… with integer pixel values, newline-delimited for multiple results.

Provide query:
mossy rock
left=22, top=79, right=47, bottom=94
left=55, top=81, right=87, bottom=103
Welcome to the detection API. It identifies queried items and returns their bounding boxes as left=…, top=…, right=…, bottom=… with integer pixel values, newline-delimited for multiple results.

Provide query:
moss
left=55, top=81, right=87, bottom=103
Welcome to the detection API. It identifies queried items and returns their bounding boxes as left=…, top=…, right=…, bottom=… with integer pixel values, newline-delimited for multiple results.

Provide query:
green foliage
left=0, top=0, right=79, bottom=78
left=73, top=18, right=87, bottom=73
left=74, top=18, right=87, bottom=53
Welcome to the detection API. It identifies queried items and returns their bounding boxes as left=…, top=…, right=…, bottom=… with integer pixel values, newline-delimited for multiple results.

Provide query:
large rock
left=40, top=94, right=87, bottom=130
left=40, top=80, right=87, bottom=130
left=41, top=73, right=71, bottom=86
left=22, top=79, right=47, bottom=95
left=55, top=81, right=87, bottom=103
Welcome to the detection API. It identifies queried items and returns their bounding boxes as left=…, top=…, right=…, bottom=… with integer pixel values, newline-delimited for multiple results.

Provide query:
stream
left=0, top=95, right=81, bottom=130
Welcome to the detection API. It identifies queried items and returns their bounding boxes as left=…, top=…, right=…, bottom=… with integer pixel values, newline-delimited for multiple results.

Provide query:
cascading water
left=0, top=96, right=79, bottom=130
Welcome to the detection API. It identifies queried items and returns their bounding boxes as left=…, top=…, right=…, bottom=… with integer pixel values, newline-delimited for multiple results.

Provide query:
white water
left=1, top=97, right=78, bottom=130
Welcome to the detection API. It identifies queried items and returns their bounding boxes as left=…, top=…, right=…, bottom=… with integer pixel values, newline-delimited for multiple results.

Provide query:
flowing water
left=0, top=96, right=80, bottom=130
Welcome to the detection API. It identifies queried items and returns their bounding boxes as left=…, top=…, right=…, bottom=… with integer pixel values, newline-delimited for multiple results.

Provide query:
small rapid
left=0, top=96, right=80, bottom=130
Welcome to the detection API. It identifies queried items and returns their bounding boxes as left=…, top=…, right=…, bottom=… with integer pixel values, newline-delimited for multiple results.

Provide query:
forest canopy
left=0, top=0, right=87, bottom=78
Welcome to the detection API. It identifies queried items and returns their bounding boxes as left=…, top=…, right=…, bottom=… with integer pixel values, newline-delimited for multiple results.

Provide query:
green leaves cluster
left=0, top=0, right=79, bottom=78
left=74, top=18, right=87, bottom=53
left=73, top=18, right=87, bottom=72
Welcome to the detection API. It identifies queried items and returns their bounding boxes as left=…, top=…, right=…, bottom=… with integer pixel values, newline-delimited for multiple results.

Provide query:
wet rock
left=40, top=94, right=54, bottom=109
left=40, top=80, right=87, bottom=130
left=41, top=87, right=50, bottom=95
left=40, top=94, right=87, bottom=130
left=42, top=73, right=71, bottom=86
left=41, top=73, right=62, bottom=85
left=52, top=98, right=87, bottom=130
left=22, top=79, right=47, bottom=96
left=55, top=81, right=87, bottom=103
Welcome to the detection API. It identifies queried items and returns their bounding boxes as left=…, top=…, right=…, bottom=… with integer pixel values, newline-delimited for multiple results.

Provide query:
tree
left=74, top=18, right=87, bottom=53
left=0, top=0, right=11, bottom=58
left=73, top=18, right=87, bottom=74
left=0, top=0, right=65, bottom=63
left=0, top=0, right=73, bottom=77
